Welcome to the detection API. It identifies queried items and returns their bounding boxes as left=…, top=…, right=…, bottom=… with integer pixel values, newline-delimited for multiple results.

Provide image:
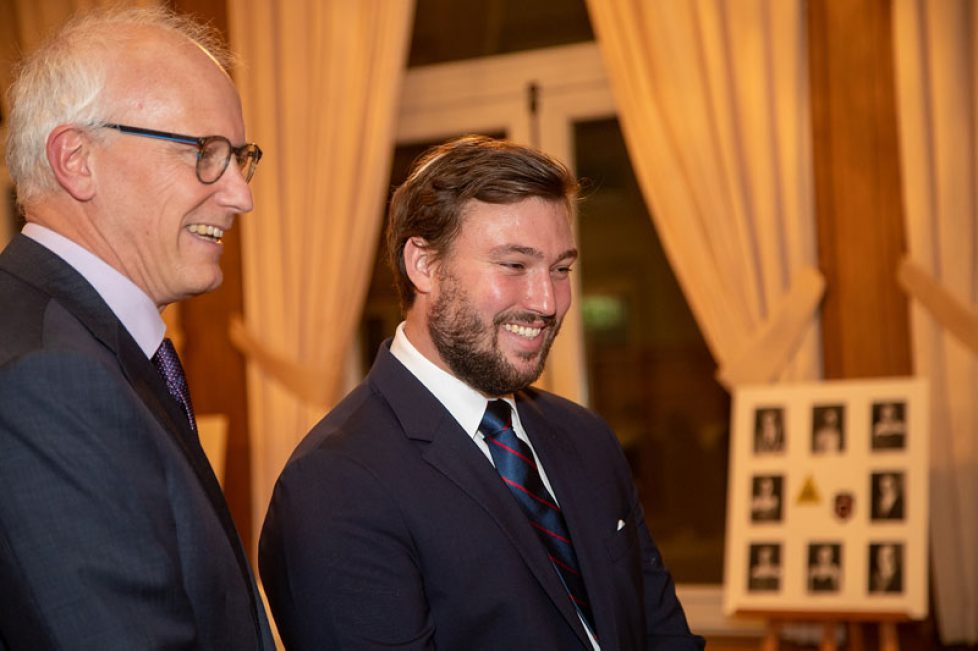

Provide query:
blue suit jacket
left=0, top=235, right=272, bottom=650
left=260, top=341, right=703, bottom=650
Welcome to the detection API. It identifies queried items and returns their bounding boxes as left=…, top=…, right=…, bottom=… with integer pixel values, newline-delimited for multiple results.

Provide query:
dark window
left=575, top=117, right=730, bottom=583
left=409, top=0, right=593, bottom=67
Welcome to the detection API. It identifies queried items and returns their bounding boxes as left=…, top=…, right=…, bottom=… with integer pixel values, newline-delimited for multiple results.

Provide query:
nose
left=215, top=161, right=254, bottom=214
left=524, top=270, right=556, bottom=317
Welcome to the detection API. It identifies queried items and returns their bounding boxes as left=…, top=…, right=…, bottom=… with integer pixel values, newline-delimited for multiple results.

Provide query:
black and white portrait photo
left=871, top=401, right=907, bottom=450
left=753, top=407, right=785, bottom=454
left=750, top=475, right=783, bottom=523
left=807, top=542, right=842, bottom=593
left=811, top=404, right=845, bottom=453
left=747, top=543, right=782, bottom=592
left=871, top=471, right=906, bottom=521
left=868, top=542, right=904, bottom=594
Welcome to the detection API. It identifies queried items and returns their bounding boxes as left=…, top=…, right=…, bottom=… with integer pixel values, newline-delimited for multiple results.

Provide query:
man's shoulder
left=0, top=261, right=54, bottom=365
left=289, top=379, right=405, bottom=462
left=1, top=236, right=69, bottom=344
left=0, top=274, right=112, bottom=370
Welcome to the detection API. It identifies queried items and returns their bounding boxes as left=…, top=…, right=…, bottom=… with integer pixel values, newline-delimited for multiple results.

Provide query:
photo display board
left=722, top=377, right=929, bottom=618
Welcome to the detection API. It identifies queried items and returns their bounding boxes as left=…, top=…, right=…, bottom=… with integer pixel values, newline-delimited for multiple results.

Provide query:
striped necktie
left=151, top=338, right=197, bottom=432
left=480, top=400, right=596, bottom=632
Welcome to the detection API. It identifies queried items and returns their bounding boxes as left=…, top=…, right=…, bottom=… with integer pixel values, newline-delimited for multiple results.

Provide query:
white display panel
left=723, top=377, right=928, bottom=619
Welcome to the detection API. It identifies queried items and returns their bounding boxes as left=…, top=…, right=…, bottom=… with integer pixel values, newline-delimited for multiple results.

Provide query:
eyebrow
left=490, top=245, right=579, bottom=262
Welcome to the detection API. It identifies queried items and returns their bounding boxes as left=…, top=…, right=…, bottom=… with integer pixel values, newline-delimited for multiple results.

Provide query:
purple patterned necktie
left=151, top=338, right=197, bottom=432
left=480, top=400, right=596, bottom=633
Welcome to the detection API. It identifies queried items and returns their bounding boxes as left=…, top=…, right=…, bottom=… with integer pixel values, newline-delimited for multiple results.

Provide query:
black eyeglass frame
left=101, top=123, right=263, bottom=184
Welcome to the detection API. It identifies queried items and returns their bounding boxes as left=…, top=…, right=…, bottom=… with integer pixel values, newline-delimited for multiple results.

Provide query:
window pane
left=575, top=117, right=730, bottom=583
left=409, top=0, right=593, bottom=67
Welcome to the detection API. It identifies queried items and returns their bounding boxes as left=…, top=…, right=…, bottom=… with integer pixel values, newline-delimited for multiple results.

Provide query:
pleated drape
left=893, top=0, right=978, bottom=642
left=585, top=0, right=822, bottom=388
left=227, top=0, right=415, bottom=549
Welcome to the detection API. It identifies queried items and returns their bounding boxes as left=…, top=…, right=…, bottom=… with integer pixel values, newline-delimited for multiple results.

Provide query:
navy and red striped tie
left=480, top=400, right=595, bottom=633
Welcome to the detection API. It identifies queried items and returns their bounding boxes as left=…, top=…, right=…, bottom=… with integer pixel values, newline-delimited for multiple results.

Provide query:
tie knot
left=480, top=400, right=513, bottom=438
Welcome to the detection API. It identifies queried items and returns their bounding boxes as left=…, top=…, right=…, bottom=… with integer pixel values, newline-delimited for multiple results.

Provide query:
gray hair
left=4, top=6, right=233, bottom=206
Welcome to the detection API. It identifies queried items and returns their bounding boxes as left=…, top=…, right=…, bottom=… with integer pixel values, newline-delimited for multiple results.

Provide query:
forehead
left=101, top=28, right=243, bottom=135
left=454, top=196, right=575, bottom=253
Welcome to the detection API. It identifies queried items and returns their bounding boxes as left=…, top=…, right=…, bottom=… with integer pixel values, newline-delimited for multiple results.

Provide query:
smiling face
left=87, top=28, right=253, bottom=308
left=407, top=196, right=576, bottom=396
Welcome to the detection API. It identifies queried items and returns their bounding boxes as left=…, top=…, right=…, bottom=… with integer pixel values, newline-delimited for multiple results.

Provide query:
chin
left=187, top=272, right=224, bottom=298
left=506, top=349, right=543, bottom=368
left=509, top=361, right=546, bottom=385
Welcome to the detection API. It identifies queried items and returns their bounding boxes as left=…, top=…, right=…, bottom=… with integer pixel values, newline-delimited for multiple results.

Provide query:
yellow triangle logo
left=796, top=475, right=821, bottom=505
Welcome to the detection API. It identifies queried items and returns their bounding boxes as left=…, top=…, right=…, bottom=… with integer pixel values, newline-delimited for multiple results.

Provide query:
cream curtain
left=585, top=0, right=822, bottom=387
left=893, top=0, right=978, bottom=642
left=227, top=1, right=414, bottom=549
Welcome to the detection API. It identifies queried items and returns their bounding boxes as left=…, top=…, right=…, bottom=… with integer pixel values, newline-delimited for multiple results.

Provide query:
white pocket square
left=616, top=519, right=626, bottom=531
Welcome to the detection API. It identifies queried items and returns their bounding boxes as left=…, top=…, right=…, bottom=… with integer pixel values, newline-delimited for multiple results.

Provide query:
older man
left=260, top=136, right=702, bottom=650
left=0, top=8, right=271, bottom=649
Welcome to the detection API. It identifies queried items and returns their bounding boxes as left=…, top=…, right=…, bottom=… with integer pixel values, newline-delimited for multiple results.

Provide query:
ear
left=46, top=125, right=96, bottom=201
left=403, top=236, right=438, bottom=295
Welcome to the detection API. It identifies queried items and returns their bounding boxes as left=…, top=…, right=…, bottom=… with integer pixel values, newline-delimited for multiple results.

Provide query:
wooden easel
left=740, top=610, right=909, bottom=651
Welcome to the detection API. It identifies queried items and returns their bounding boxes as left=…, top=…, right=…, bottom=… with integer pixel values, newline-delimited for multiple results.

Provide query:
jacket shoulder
left=288, top=381, right=403, bottom=463
left=0, top=266, right=51, bottom=365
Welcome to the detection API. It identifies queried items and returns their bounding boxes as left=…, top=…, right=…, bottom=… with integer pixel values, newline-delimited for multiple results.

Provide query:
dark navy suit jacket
left=260, top=341, right=704, bottom=650
left=0, top=235, right=272, bottom=650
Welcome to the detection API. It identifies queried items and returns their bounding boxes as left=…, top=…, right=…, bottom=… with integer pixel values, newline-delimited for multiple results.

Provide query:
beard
left=427, top=273, right=561, bottom=396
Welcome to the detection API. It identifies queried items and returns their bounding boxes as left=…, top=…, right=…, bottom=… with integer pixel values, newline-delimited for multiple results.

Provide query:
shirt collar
left=23, top=223, right=166, bottom=358
left=390, top=321, right=516, bottom=440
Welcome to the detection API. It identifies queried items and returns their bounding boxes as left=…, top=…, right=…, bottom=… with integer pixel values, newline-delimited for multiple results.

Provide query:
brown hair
left=386, top=135, right=579, bottom=311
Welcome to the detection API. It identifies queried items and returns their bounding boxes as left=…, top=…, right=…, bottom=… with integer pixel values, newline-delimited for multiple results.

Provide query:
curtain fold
left=893, top=0, right=978, bottom=642
left=584, top=0, right=822, bottom=389
left=227, top=0, right=415, bottom=550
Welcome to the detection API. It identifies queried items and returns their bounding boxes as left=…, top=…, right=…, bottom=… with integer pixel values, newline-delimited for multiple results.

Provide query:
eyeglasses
left=101, top=123, right=263, bottom=184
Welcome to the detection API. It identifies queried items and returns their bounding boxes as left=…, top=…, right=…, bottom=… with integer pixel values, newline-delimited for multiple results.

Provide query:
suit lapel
left=369, top=346, right=591, bottom=648
left=1, top=236, right=265, bottom=646
left=517, top=394, right=621, bottom=648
